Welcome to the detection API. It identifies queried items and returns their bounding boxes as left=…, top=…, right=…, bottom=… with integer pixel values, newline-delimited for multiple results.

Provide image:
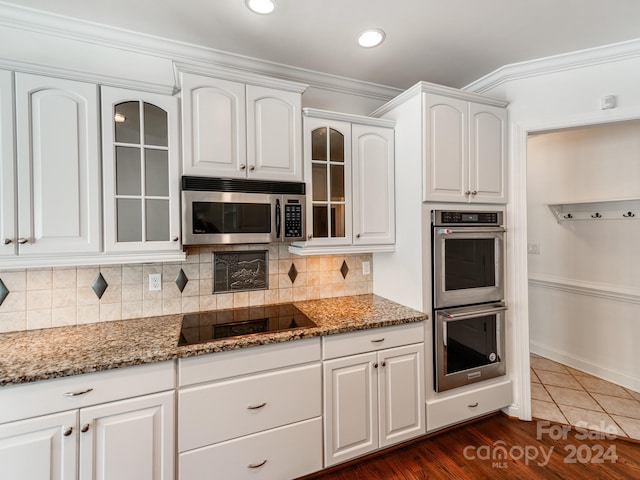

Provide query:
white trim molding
left=529, top=273, right=640, bottom=305
left=464, top=38, right=640, bottom=94
left=0, top=2, right=401, bottom=102
left=302, top=108, right=396, bottom=128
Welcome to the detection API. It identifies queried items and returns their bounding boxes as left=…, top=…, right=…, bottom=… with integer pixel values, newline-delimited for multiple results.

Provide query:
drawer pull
left=63, top=427, right=73, bottom=437
left=371, top=338, right=385, bottom=343
left=247, top=402, right=267, bottom=410
left=468, top=402, right=479, bottom=408
left=63, top=388, right=94, bottom=397
left=248, top=460, right=267, bottom=469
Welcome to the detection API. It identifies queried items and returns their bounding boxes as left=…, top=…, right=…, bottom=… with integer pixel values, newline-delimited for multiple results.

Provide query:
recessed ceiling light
left=246, top=0, right=276, bottom=15
left=357, top=29, right=386, bottom=48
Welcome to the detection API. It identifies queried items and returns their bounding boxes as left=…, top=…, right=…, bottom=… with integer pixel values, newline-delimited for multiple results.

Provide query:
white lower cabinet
left=323, top=324, right=425, bottom=467
left=0, top=362, right=175, bottom=480
left=426, top=379, right=512, bottom=432
left=177, top=338, right=323, bottom=480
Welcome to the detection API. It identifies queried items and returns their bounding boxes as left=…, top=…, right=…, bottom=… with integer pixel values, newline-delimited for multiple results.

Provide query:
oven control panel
left=433, top=210, right=503, bottom=226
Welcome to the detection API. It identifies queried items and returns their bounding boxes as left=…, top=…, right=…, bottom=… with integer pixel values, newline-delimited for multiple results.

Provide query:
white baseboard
left=530, top=341, right=640, bottom=393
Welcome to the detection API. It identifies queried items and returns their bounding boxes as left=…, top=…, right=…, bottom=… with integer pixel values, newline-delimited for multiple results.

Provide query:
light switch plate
left=362, top=261, right=371, bottom=275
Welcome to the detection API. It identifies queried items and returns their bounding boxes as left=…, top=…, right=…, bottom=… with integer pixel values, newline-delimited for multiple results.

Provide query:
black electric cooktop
left=177, top=304, right=316, bottom=346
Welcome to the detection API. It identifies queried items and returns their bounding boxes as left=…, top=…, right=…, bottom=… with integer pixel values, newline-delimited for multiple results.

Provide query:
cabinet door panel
left=423, top=94, right=468, bottom=202
left=323, top=352, right=377, bottom=466
left=378, top=344, right=425, bottom=447
left=247, top=85, right=302, bottom=181
left=0, top=70, right=15, bottom=257
left=0, top=410, right=77, bottom=480
left=101, top=86, right=181, bottom=252
left=469, top=103, right=507, bottom=203
left=352, top=124, right=395, bottom=245
left=181, top=73, right=246, bottom=177
left=79, top=391, right=174, bottom=480
left=15, top=73, right=100, bottom=254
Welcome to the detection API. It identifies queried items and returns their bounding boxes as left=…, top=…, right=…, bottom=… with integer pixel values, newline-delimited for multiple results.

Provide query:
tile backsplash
left=0, top=245, right=373, bottom=333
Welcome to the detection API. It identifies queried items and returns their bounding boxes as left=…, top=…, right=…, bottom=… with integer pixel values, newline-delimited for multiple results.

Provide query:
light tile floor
left=530, top=353, right=640, bottom=441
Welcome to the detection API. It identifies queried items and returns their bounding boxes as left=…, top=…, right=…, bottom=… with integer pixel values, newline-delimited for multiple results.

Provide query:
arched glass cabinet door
left=310, top=126, right=348, bottom=240
left=101, top=87, right=180, bottom=253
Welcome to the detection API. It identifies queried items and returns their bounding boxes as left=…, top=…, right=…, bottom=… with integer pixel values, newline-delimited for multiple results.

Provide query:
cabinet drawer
left=178, top=337, right=321, bottom=386
left=427, top=380, right=512, bottom=432
left=179, top=417, right=322, bottom=480
left=179, top=363, right=321, bottom=452
left=0, top=361, right=175, bottom=424
left=323, top=323, right=424, bottom=360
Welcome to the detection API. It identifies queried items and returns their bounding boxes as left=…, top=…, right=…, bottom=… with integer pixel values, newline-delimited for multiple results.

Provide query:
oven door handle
left=439, top=304, right=508, bottom=321
left=437, top=227, right=505, bottom=235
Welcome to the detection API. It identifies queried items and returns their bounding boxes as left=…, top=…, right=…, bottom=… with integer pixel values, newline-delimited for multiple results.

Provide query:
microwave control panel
left=284, top=203, right=303, bottom=239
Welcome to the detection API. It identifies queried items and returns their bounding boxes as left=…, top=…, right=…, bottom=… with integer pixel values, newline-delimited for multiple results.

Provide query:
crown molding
left=0, top=2, right=401, bottom=102
left=464, top=38, right=640, bottom=94
left=302, top=107, right=396, bottom=128
left=370, top=80, right=508, bottom=117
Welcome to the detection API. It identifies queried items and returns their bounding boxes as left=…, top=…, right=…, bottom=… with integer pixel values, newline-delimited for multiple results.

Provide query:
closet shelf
left=547, top=197, right=640, bottom=222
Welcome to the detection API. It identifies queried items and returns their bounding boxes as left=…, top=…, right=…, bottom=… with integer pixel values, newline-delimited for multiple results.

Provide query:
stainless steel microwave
left=181, top=176, right=306, bottom=245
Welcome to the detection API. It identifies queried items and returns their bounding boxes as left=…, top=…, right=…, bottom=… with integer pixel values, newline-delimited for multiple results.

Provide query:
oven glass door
left=433, top=227, right=504, bottom=308
left=435, top=303, right=506, bottom=392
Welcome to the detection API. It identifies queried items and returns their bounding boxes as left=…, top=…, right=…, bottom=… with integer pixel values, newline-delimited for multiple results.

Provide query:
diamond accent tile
left=0, top=278, right=9, bottom=306
left=175, top=269, right=189, bottom=293
left=340, top=260, right=349, bottom=279
left=288, top=263, right=298, bottom=284
left=91, top=273, right=108, bottom=299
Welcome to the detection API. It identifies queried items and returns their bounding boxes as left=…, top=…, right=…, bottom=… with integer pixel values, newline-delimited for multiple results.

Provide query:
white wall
left=475, top=47, right=640, bottom=395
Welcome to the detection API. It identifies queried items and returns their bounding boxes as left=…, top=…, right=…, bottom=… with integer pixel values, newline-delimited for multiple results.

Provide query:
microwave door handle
left=275, top=199, right=281, bottom=239
left=440, top=304, right=508, bottom=321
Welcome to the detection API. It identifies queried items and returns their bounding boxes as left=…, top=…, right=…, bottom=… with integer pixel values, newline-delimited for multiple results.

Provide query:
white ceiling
left=5, top=0, right=640, bottom=89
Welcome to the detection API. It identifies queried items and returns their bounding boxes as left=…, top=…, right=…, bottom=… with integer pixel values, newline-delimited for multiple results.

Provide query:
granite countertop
left=0, top=294, right=428, bottom=387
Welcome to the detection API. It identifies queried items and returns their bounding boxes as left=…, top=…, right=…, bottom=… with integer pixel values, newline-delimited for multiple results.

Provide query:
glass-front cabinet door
left=304, top=116, right=352, bottom=245
left=101, top=86, right=180, bottom=252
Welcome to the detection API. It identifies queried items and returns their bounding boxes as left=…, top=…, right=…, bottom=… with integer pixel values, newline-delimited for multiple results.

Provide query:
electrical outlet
left=362, top=261, right=371, bottom=275
left=149, top=273, right=162, bottom=291
left=527, top=243, right=540, bottom=255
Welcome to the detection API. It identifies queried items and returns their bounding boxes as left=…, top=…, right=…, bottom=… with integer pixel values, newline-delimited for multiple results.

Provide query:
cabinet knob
left=373, top=362, right=378, bottom=368
left=17, top=238, right=29, bottom=244
left=471, top=190, right=478, bottom=196
left=356, top=233, right=361, bottom=239
left=63, top=427, right=73, bottom=437
left=465, top=190, right=471, bottom=196
left=172, top=236, right=179, bottom=242
left=240, top=164, right=246, bottom=170
left=3, top=238, right=12, bottom=245
left=381, top=361, right=386, bottom=367
left=81, top=423, right=90, bottom=433
left=307, top=234, right=312, bottom=240
left=249, top=165, right=255, bottom=171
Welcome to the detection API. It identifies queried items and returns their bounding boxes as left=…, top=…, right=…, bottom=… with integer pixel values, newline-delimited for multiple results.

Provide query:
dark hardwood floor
left=304, top=414, right=640, bottom=480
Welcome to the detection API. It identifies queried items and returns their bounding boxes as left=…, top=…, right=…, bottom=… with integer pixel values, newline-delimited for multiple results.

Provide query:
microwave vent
left=182, top=176, right=305, bottom=195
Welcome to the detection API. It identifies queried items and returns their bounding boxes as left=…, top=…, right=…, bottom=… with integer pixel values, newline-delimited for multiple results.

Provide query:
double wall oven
left=431, top=210, right=507, bottom=392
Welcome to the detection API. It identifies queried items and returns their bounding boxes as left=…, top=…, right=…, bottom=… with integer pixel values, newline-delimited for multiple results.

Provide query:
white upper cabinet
left=292, top=109, right=395, bottom=255
left=101, top=86, right=181, bottom=253
left=423, top=93, right=506, bottom=204
left=246, top=84, right=302, bottom=181
left=468, top=102, right=507, bottom=203
left=180, top=72, right=304, bottom=181
left=352, top=124, right=395, bottom=245
left=0, top=70, right=15, bottom=258
left=181, top=74, right=246, bottom=178
left=13, top=73, right=101, bottom=256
